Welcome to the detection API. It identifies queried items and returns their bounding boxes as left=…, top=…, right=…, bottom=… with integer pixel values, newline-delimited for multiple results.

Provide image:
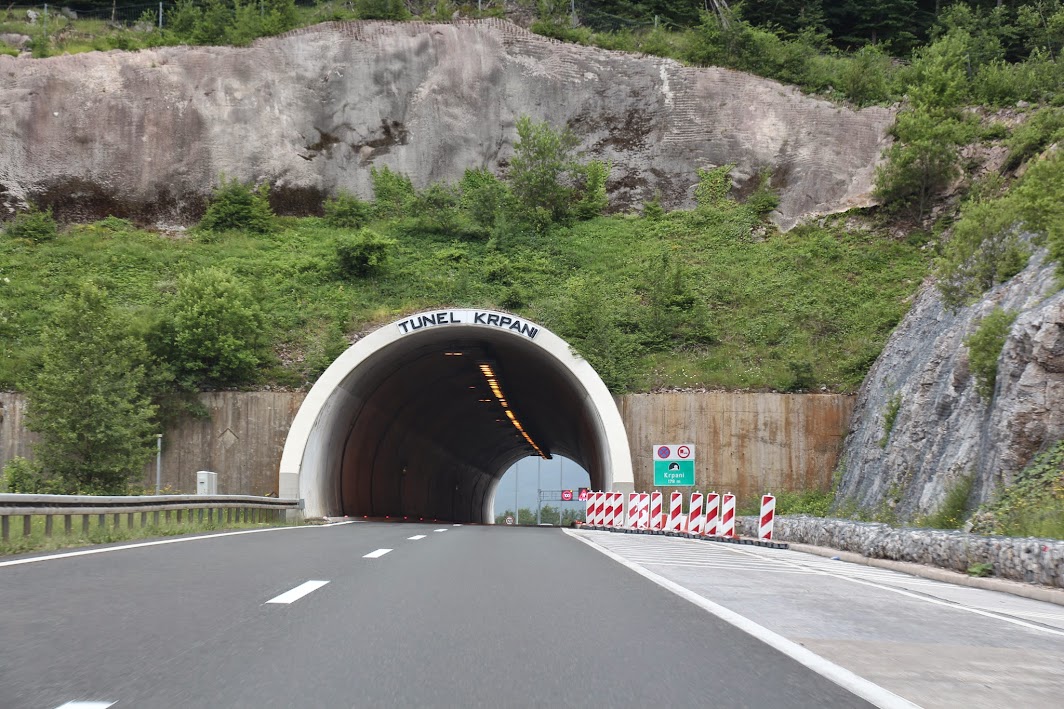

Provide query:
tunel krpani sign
left=395, top=310, right=540, bottom=340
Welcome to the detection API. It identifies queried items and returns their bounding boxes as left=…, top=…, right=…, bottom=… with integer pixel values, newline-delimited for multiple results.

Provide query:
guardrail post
left=64, top=514, right=72, bottom=535
left=226, top=508, right=232, bottom=524
left=176, top=509, right=183, bottom=524
left=82, top=515, right=90, bottom=535
left=208, top=508, right=214, bottom=524
left=98, top=513, right=105, bottom=530
left=141, top=511, right=147, bottom=528
left=24, top=515, right=31, bottom=537
left=165, top=509, right=171, bottom=524
left=153, top=510, right=160, bottom=527
left=45, top=515, right=53, bottom=537
left=127, top=512, right=134, bottom=529
left=113, top=512, right=121, bottom=529
left=2, top=515, right=8, bottom=542
left=197, top=508, right=204, bottom=524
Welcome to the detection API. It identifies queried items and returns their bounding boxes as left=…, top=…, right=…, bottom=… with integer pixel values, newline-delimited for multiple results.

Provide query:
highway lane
left=0, top=522, right=873, bottom=708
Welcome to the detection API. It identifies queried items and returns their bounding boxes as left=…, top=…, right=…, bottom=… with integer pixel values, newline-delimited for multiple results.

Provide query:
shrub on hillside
left=323, top=192, right=372, bottom=229
left=335, top=229, right=395, bottom=278
left=165, top=267, right=268, bottom=388
left=965, top=307, right=1018, bottom=400
left=198, top=178, right=275, bottom=234
left=356, top=0, right=408, bottom=20
left=370, top=166, right=416, bottom=219
left=507, top=115, right=581, bottom=226
left=2, top=457, right=47, bottom=494
left=459, top=168, right=509, bottom=229
left=573, top=160, right=611, bottom=221
left=4, top=206, right=58, bottom=243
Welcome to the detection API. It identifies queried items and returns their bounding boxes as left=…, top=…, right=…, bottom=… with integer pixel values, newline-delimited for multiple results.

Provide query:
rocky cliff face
left=837, top=251, right=1064, bottom=519
left=0, top=20, right=893, bottom=228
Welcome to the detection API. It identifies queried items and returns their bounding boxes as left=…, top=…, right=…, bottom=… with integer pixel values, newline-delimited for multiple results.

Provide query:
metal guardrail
left=0, top=493, right=302, bottom=542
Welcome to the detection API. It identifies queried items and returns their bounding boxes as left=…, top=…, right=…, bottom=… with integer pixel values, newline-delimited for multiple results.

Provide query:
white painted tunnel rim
left=279, top=308, right=634, bottom=519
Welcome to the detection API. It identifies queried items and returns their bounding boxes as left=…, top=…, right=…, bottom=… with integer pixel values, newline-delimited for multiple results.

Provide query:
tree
left=164, top=267, right=268, bottom=388
left=507, top=115, right=581, bottom=225
left=26, top=283, right=157, bottom=494
left=198, top=177, right=275, bottom=234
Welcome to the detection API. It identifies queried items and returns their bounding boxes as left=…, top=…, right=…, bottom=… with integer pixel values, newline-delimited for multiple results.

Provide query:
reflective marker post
left=155, top=433, right=163, bottom=494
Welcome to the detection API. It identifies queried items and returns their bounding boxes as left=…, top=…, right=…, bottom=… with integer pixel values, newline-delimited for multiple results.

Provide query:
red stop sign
left=561, top=489, right=573, bottom=501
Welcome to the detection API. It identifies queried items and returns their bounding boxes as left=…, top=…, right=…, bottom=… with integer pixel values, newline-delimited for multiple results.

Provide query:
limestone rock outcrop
left=0, top=20, right=894, bottom=228
left=837, top=250, right=1064, bottom=518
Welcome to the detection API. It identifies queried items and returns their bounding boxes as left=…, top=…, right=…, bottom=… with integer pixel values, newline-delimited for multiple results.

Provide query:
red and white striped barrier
left=759, top=494, right=776, bottom=540
left=687, top=492, right=704, bottom=535
left=704, top=492, right=720, bottom=536
left=650, top=491, right=663, bottom=530
left=666, top=491, right=684, bottom=532
left=720, top=493, right=736, bottom=538
left=627, top=492, right=640, bottom=528
left=603, top=491, right=615, bottom=528
left=612, top=492, right=624, bottom=527
left=595, top=491, right=607, bottom=526
left=637, top=492, right=651, bottom=529
left=585, top=493, right=594, bottom=526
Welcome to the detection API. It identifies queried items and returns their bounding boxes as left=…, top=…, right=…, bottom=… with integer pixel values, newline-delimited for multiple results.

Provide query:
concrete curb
left=789, top=542, right=1064, bottom=607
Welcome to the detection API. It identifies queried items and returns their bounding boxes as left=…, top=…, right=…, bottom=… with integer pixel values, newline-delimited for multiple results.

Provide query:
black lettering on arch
left=487, top=314, right=501, bottom=326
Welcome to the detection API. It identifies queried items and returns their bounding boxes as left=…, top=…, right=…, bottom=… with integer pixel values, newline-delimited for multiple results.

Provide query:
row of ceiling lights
left=477, top=361, right=550, bottom=459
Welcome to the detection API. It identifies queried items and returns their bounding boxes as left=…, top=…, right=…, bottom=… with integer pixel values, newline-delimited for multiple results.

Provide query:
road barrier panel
left=720, top=493, right=736, bottom=538
left=585, top=493, right=595, bottom=526
left=704, top=492, right=720, bottom=536
left=666, top=491, right=684, bottom=532
left=594, top=491, right=606, bottom=527
left=759, top=494, right=776, bottom=540
left=627, top=492, right=640, bottom=529
left=687, top=492, right=704, bottom=536
left=650, top=491, right=663, bottom=531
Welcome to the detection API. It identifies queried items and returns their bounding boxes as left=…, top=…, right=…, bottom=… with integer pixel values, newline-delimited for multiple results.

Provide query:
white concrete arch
left=279, top=309, right=633, bottom=520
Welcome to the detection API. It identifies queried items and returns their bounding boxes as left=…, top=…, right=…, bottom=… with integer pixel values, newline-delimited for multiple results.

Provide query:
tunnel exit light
left=477, top=362, right=550, bottom=459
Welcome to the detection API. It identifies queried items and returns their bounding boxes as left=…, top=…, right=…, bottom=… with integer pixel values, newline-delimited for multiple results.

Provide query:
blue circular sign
left=657, top=446, right=671, bottom=459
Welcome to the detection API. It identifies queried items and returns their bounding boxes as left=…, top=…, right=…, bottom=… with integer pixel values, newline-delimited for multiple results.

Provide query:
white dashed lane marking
left=266, top=580, right=330, bottom=604
left=363, top=548, right=393, bottom=559
left=54, top=701, right=116, bottom=708
left=407, top=535, right=427, bottom=540
left=433, top=529, right=448, bottom=533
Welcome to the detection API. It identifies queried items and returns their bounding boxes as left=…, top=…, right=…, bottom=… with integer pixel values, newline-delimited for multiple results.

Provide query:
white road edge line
left=563, top=529, right=919, bottom=709
left=407, top=535, right=427, bottom=540
left=714, top=542, right=1064, bottom=638
left=0, top=521, right=356, bottom=570
left=363, top=548, right=393, bottom=559
left=266, top=580, right=330, bottom=604
left=53, top=703, right=116, bottom=709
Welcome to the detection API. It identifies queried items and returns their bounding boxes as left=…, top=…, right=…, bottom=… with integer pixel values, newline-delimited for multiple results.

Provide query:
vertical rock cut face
left=0, top=20, right=894, bottom=228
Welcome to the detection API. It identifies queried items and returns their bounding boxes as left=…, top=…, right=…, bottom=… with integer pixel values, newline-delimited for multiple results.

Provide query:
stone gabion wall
left=737, top=515, right=1064, bottom=589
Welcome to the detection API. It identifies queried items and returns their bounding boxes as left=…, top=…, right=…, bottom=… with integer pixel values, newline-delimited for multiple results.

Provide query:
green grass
left=0, top=203, right=928, bottom=393
left=0, top=511, right=291, bottom=557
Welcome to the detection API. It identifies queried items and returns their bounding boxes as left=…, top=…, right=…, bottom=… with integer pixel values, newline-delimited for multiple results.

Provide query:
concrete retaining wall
left=2, top=390, right=851, bottom=498
left=620, top=392, right=853, bottom=499
left=738, top=515, right=1064, bottom=589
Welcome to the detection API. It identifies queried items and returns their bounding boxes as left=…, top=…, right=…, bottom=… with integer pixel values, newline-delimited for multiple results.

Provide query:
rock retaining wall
left=739, top=514, right=1064, bottom=588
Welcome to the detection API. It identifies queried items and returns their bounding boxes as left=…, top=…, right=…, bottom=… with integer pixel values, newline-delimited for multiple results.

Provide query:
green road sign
left=654, top=460, right=695, bottom=486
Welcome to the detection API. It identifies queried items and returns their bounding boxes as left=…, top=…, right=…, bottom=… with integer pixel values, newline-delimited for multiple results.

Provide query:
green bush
left=745, top=170, right=780, bottom=216
left=1004, top=108, right=1064, bottom=172
left=965, top=307, right=1018, bottom=400
left=935, top=200, right=1029, bottom=309
left=573, top=160, right=611, bottom=221
left=4, top=206, right=58, bottom=243
left=694, top=165, right=734, bottom=209
left=335, top=229, right=395, bottom=278
left=879, top=392, right=903, bottom=448
left=370, top=166, right=416, bottom=220
left=874, top=111, right=962, bottom=220
left=166, top=0, right=298, bottom=46
left=836, top=45, right=893, bottom=106
left=164, top=267, right=268, bottom=388
left=2, top=457, right=47, bottom=494
left=198, top=178, right=275, bottom=234
left=915, top=475, right=973, bottom=530
left=323, top=192, right=372, bottom=229
left=507, top=115, right=581, bottom=226
left=459, top=168, right=509, bottom=229
left=972, top=440, right=1064, bottom=539
left=773, top=489, right=834, bottom=517
left=356, top=0, right=408, bottom=20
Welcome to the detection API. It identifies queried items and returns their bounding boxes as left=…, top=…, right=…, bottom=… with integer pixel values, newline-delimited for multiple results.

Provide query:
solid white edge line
left=363, top=548, right=393, bottom=559
left=407, top=535, right=427, bottom=540
left=563, top=529, right=919, bottom=709
left=266, top=579, right=330, bottom=604
left=0, top=521, right=356, bottom=569
left=53, top=702, right=116, bottom=709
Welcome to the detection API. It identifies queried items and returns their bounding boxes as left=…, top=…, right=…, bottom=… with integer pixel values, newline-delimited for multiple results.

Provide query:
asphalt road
left=0, top=522, right=873, bottom=709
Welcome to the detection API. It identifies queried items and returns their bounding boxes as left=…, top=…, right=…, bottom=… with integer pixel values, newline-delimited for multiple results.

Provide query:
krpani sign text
left=395, top=310, right=540, bottom=340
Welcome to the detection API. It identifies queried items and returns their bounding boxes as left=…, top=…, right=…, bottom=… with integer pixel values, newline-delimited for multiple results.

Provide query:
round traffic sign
left=657, top=446, right=671, bottom=459
left=678, top=445, right=691, bottom=459
left=561, top=489, right=573, bottom=501
left=504, top=516, right=514, bottom=525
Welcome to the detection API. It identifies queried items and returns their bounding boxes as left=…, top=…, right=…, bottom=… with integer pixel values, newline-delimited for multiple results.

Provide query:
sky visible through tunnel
left=496, top=456, right=589, bottom=522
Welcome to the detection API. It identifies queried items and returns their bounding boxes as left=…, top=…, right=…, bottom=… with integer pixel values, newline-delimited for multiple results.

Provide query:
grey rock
left=25, top=10, right=38, bottom=24
left=836, top=249, right=1064, bottom=519
left=0, top=20, right=893, bottom=227
left=0, top=34, right=31, bottom=49
left=61, top=7, right=78, bottom=20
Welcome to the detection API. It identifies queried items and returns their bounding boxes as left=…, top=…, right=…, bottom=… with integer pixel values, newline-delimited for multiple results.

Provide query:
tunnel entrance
left=279, top=309, right=633, bottom=521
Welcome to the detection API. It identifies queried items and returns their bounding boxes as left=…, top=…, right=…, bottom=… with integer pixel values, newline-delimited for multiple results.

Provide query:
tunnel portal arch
left=279, top=309, right=633, bottom=521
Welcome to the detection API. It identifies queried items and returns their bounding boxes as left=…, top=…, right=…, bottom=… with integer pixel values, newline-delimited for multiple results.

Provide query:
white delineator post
left=667, top=491, right=684, bottom=532
left=720, top=493, right=737, bottom=538
left=759, top=493, right=776, bottom=540
left=650, top=491, right=663, bottom=530
left=687, top=492, right=704, bottom=535
left=585, top=494, right=594, bottom=525
left=704, top=492, right=721, bottom=536
left=627, top=492, right=640, bottom=528
left=603, top=492, right=615, bottom=527
left=636, top=493, right=650, bottom=529
left=594, top=491, right=606, bottom=526
left=612, top=492, right=623, bottom=527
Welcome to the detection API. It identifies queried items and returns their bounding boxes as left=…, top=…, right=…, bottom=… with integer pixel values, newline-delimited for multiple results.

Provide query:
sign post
left=652, top=444, right=696, bottom=486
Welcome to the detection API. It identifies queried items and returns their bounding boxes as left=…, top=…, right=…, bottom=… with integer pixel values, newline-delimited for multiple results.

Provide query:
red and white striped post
left=595, top=491, right=607, bottom=526
left=759, top=494, right=776, bottom=540
left=585, top=493, right=594, bottom=525
left=720, top=493, right=736, bottom=538
left=603, top=492, right=615, bottom=528
left=650, top=491, right=663, bottom=530
left=687, top=492, right=704, bottom=535
left=704, top=492, right=721, bottom=536
left=666, top=491, right=684, bottom=532
left=637, top=493, right=651, bottom=529
left=612, top=492, right=624, bottom=527
left=627, top=492, right=640, bottom=528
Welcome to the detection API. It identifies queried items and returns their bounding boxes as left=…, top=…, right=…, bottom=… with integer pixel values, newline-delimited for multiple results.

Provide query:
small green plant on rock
left=967, top=562, right=994, bottom=577
left=879, top=392, right=903, bottom=448
left=335, top=229, right=395, bottom=278
left=323, top=192, right=372, bottom=229
left=4, top=205, right=58, bottom=243
left=965, top=307, right=1018, bottom=400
